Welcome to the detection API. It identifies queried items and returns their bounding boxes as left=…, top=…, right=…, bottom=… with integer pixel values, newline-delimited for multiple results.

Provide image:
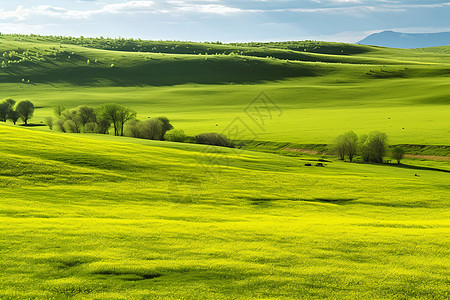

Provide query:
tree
left=7, top=110, right=20, bottom=125
left=0, top=99, right=15, bottom=122
left=391, top=147, right=405, bottom=164
left=334, top=131, right=358, bottom=162
left=100, top=104, right=136, bottom=136
left=333, top=134, right=346, bottom=160
left=16, top=100, right=35, bottom=125
left=117, top=106, right=136, bottom=136
left=0, top=102, right=10, bottom=122
left=77, top=106, right=96, bottom=126
left=360, top=132, right=388, bottom=163
left=343, top=131, right=358, bottom=162
left=100, top=104, right=121, bottom=136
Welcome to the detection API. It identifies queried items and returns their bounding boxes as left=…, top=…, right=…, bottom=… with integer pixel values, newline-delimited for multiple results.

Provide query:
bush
left=165, top=129, right=186, bottom=142
left=125, top=120, right=141, bottom=138
left=195, top=133, right=234, bottom=148
left=139, top=119, right=164, bottom=140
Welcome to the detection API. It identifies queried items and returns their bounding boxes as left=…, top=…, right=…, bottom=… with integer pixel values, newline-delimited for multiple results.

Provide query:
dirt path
left=404, top=154, right=450, bottom=161
left=283, top=148, right=321, bottom=155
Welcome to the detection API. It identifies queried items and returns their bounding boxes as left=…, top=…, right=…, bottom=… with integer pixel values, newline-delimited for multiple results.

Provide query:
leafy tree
left=334, top=131, right=358, bottom=162
left=77, top=106, right=97, bottom=125
left=333, top=134, right=346, bottom=160
left=360, top=132, right=388, bottom=163
left=343, top=131, right=358, bottom=162
left=7, top=110, right=20, bottom=125
left=0, top=99, right=15, bottom=122
left=100, top=104, right=121, bottom=136
left=100, top=104, right=136, bottom=136
left=16, top=100, right=35, bottom=125
left=391, top=147, right=405, bottom=164
left=117, top=106, right=136, bottom=136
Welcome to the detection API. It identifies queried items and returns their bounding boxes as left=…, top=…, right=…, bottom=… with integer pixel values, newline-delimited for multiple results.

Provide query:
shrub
left=195, top=133, right=234, bottom=148
left=125, top=120, right=141, bottom=138
left=165, top=129, right=186, bottom=142
left=139, top=119, right=164, bottom=140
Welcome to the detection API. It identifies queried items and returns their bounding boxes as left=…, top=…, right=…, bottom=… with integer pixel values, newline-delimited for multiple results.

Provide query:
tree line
left=0, top=99, right=35, bottom=125
left=334, top=131, right=405, bottom=164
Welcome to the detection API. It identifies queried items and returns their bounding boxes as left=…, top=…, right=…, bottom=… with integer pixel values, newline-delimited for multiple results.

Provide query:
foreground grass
left=0, top=124, right=449, bottom=299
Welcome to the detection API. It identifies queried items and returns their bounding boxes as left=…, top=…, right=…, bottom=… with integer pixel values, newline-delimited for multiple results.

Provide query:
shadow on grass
left=19, top=124, right=46, bottom=127
left=244, top=197, right=358, bottom=205
left=388, top=163, right=450, bottom=174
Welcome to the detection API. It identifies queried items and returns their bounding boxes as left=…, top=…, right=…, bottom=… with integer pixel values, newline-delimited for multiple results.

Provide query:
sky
left=1, top=0, right=449, bottom=43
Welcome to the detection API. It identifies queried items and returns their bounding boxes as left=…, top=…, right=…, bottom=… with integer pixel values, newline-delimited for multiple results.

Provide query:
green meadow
left=0, top=35, right=449, bottom=299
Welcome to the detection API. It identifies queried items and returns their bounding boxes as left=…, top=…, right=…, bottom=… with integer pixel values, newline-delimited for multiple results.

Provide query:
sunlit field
left=0, top=35, right=449, bottom=299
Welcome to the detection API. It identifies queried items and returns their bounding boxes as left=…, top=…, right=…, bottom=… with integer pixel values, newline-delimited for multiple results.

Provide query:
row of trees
left=0, top=99, right=35, bottom=125
left=51, top=104, right=176, bottom=141
left=334, top=131, right=405, bottom=164
left=53, top=104, right=137, bottom=136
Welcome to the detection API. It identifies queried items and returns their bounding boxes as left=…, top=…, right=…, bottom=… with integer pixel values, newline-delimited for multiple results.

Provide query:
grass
left=0, top=124, right=449, bottom=299
left=1, top=36, right=449, bottom=145
left=0, top=35, right=449, bottom=298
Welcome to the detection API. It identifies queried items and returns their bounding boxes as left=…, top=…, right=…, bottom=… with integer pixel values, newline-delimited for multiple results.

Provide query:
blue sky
left=1, top=0, right=449, bottom=42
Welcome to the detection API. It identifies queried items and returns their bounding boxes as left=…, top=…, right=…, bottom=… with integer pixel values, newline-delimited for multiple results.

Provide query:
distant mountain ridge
left=357, top=31, right=450, bottom=49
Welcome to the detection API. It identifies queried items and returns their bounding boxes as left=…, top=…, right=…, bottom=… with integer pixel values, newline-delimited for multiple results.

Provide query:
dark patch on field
left=93, top=270, right=162, bottom=281
left=244, top=197, right=358, bottom=205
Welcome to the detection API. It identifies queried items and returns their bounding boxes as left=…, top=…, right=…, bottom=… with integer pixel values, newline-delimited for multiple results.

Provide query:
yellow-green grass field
left=1, top=35, right=449, bottom=299
left=0, top=124, right=449, bottom=299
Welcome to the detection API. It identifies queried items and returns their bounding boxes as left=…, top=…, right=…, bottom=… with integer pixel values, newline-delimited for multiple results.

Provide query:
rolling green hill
left=1, top=35, right=450, bottom=145
left=0, top=123, right=449, bottom=299
left=1, top=34, right=449, bottom=299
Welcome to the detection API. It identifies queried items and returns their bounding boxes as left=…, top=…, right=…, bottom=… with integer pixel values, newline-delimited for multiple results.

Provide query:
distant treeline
left=1, top=34, right=370, bottom=57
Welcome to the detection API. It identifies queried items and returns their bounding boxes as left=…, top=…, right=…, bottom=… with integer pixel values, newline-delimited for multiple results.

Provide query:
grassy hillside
left=1, top=124, right=449, bottom=299
left=1, top=35, right=449, bottom=145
